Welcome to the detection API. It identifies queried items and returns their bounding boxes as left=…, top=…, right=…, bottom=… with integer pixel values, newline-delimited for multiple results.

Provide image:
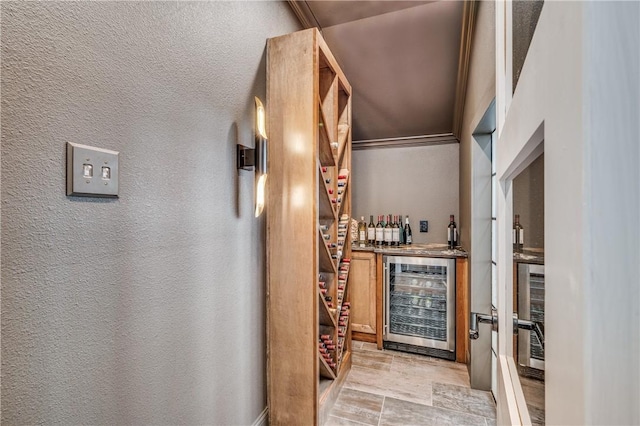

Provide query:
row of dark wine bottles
left=357, top=215, right=412, bottom=247
left=356, top=214, right=460, bottom=249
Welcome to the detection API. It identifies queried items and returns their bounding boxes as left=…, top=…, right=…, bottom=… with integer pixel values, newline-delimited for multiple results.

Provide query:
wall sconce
left=237, top=97, right=268, bottom=217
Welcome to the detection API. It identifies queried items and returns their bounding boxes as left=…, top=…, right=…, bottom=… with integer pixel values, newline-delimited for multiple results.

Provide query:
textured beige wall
left=351, top=144, right=459, bottom=245
left=1, top=2, right=299, bottom=424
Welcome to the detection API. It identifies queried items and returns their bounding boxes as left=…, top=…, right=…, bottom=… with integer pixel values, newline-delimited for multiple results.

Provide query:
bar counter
left=352, top=243, right=468, bottom=259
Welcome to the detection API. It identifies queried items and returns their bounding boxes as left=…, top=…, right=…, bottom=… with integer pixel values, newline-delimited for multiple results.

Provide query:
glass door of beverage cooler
left=518, top=263, right=545, bottom=371
left=384, top=256, right=456, bottom=354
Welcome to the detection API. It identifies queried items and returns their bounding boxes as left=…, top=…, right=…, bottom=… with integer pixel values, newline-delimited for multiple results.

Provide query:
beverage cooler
left=383, top=256, right=456, bottom=360
left=517, top=263, right=545, bottom=372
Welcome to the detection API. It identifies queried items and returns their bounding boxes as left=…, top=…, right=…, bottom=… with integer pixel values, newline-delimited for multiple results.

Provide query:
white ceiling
left=290, top=1, right=465, bottom=143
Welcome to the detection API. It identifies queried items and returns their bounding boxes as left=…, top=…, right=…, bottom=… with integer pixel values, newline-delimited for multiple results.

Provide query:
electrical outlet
left=420, top=220, right=428, bottom=232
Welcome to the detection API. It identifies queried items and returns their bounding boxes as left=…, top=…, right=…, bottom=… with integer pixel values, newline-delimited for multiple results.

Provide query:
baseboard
left=251, top=407, right=268, bottom=426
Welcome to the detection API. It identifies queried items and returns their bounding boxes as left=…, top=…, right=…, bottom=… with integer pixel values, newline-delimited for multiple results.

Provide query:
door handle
left=469, top=307, right=498, bottom=339
left=514, top=315, right=545, bottom=350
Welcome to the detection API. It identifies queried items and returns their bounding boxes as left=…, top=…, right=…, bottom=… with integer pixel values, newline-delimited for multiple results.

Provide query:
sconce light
left=237, top=97, right=268, bottom=217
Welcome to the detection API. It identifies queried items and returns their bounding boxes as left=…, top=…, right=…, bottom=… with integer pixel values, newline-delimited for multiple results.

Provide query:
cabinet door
left=351, top=252, right=377, bottom=337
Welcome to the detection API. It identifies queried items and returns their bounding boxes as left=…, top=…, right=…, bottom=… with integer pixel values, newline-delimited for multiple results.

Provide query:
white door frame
left=494, top=0, right=531, bottom=424
left=494, top=1, right=640, bottom=424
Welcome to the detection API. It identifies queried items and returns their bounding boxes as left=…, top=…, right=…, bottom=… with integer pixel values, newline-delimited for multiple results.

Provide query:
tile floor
left=520, top=376, right=545, bottom=426
left=327, top=341, right=497, bottom=426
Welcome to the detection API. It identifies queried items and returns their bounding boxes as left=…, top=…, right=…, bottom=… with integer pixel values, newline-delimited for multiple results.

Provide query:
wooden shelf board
left=319, top=288, right=338, bottom=328
left=319, top=353, right=337, bottom=380
left=318, top=165, right=337, bottom=221
left=317, top=33, right=352, bottom=95
left=337, top=124, right=350, bottom=167
left=337, top=174, right=351, bottom=218
left=318, top=228, right=338, bottom=275
left=318, top=103, right=336, bottom=167
left=319, top=377, right=334, bottom=404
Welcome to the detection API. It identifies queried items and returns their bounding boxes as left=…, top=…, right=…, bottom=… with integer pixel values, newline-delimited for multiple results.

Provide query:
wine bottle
left=447, top=215, right=458, bottom=249
left=404, top=216, right=412, bottom=244
left=358, top=216, right=367, bottom=248
left=375, top=215, right=384, bottom=247
left=391, top=215, right=400, bottom=246
left=513, top=214, right=524, bottom=253
left=367, top=215, right=375, bottom=245
left=398, top=215, right=405, bottom=245
left=383, top=214, right=393, bottom=246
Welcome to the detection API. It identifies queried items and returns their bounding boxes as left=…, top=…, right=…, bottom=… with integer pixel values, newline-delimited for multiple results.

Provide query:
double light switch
left=67, top=142, right=119, bottom=197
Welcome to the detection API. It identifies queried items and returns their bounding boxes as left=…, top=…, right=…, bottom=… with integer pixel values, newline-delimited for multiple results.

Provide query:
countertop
left=352, top=243, right=468, bottom=258
left=513, top=248, right=544, bottom=264
left=352, top=244, right=543, bottom=263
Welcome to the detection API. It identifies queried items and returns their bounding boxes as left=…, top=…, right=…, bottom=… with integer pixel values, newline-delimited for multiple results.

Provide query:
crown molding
left=453, top=0, right=479, bottom=139
left=352, top=133, right=459, bottom=150
left=287, top=1, right=319, bottom=30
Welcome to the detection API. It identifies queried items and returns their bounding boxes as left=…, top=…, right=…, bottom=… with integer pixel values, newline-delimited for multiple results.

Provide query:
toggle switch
left=67, top=142, right=119, bottom=197
left=83, top=164, right=93, bottom=178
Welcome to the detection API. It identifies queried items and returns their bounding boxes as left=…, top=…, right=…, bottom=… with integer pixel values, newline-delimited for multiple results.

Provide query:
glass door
left=384, top=256, right=455, bottom=355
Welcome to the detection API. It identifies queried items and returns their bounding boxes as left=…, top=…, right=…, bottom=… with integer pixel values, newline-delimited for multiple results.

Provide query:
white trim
left=251, top=407, right=268, bottom=426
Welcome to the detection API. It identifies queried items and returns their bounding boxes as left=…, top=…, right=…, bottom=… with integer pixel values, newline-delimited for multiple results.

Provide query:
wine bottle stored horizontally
left=367, top=215, right=375, bottom=245
left=383, top=214, right=393, bottom=246
left=447, top=214, right=458, bottom=249
left=375, top=215, right=384, bottom=247
left=513, top=214, right=524, bottom=253
left=391, top=215, right=400, bottom=246
left=404, top=216, right=412, bottom=244
left=358, top=216, right=367, bottom=248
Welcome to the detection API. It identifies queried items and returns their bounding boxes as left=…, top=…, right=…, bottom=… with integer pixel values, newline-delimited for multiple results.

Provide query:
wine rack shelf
left=318, top=166, right=337, bottom=222
left=267, top=28, right=352, bottom=425
left=318, top=352, right=336, bottom=380
left=318, top=228, right=338, bottom=276
left=318, top=104, right=337, bottom=167
left=319, top=287, right=338, bottom=328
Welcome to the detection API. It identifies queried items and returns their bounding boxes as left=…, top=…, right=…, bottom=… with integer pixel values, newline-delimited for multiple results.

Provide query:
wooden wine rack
left=266, top=28, right=352, bottom=425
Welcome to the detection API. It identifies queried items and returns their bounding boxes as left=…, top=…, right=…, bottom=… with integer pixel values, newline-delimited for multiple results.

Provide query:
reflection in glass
left=513, top=153, right=545, bottom=424
left=512, top=0, right=544, bottom=93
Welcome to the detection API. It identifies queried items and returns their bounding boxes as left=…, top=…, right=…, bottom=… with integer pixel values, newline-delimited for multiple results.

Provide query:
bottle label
left=512, top=229, right=516, bottom=244
left=520, top=229, right=524, bottom=245
left=384, top=228, right=392, bottom=242
left=367, top=228, right=375, bottom=240
left=375, top=228, right=383, bottom=242
left=448, top=228, right=452, bottom=242
left=406, top=235, right=412, bottom=244
left=359, top=231, right=365, bottom=241
left=392, top=228, right=399, bottom=242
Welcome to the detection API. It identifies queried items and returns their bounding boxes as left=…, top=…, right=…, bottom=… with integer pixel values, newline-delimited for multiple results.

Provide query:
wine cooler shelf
left=390, top=323, right=447, bottom=341
left=389, top=294, right=447, bottom=311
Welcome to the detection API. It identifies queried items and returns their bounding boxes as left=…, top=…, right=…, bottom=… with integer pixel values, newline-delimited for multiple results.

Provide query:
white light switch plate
left=66, top=142, right=119, bottom=197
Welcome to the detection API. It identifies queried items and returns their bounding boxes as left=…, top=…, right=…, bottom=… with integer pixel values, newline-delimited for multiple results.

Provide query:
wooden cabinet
left=351, top=251, right=379, bottom=344
left=266, top=28, right=352, bottom=426
left=350, top=251, right=470, bottom=362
